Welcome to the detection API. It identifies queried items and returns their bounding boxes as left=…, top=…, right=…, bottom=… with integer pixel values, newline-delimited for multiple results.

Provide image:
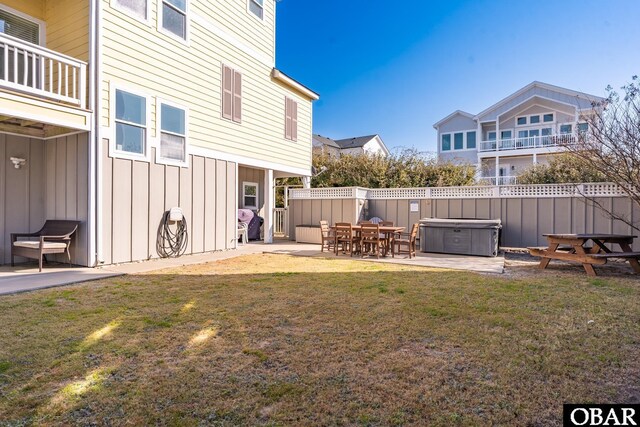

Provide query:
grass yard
left=0, top=254, right=639, bottom=426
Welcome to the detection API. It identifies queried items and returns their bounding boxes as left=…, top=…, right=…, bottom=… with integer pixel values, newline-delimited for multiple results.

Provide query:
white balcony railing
left=0, top=33, right=87, bottom=108
left=479, top=176, right=518, bottom=186
left=479, top=134, right=576, bottom=152
left=274, top=208, right=288, bottom=237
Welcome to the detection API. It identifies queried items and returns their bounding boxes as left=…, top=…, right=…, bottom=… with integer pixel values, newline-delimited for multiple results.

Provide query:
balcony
left=479, top=134, right=576, bottom=152
left=0, top=32, right=86, bottom=107
left=0, top=33, right=90, bottom=138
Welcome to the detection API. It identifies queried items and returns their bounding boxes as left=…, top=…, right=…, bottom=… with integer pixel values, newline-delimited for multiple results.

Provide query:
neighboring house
left=0, top=0, right=318, bottom=267
left=433, top=81, right=604, bottom=185
left=312, top=134, right=390, bottom=157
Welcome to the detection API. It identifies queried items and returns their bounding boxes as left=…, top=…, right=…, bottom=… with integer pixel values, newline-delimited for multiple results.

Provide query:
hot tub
left=419, top=218, right=501, bottom=257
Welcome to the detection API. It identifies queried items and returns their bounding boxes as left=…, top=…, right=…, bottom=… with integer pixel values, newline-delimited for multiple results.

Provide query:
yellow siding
left=45, top=0, right=89, bottom=61
left=1, top=0, right=44, bottom=21
left=100, top=0, right=313, bottom=172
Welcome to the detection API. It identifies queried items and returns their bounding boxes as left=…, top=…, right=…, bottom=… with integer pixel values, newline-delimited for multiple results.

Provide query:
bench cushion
left=13, top=241, right=67, bottom=250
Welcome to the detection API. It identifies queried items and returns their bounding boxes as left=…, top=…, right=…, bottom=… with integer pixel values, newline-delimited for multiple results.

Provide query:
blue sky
left=275, top=0, right=640, bottom=153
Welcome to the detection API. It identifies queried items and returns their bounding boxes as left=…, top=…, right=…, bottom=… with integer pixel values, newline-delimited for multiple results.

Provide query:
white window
left=114, top=88, right=148, bottom=157
left=160, top=0, right=187, bottom=40
left=158, top=102, right=187, bottom=165
left=543, top=113, right=554, bottom=122
left=243, top=182, right=258, bottom=209
left=248, top=0, right=264, bottom=20
left=517, top=117, right=527, bottom=126
left=113, top=0, right=148, bottom=20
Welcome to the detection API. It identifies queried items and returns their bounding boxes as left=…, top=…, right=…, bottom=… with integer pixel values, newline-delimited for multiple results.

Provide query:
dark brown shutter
left=291, top=99, right=298, bottom=141
left=222, top=65, right=233, bottom=120
left=232, top=70, right=242, bottom=123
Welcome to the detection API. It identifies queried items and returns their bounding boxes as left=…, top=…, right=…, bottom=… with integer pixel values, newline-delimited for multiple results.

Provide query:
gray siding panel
left=100, top=143, right=237, bottom=265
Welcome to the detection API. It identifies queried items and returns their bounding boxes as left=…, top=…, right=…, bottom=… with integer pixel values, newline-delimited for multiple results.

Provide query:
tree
left=564, top=76, right=640, bottom=230
left=517, top=153, right=606, bottom=185
left=310, top=149, right=475, bottom=189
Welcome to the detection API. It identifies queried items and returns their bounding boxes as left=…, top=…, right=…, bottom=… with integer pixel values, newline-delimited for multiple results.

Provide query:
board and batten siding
left=100, top=0, right=313, bottom=173
left=0, top=133, right=89, bottom=266
left=101, top=143, right=237, bottom=265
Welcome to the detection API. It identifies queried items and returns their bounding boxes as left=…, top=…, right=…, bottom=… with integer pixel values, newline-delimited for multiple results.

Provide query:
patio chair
left=335, top=223, right=360, bottom=257
left=360, top=223, right=383, bottom=259
left=381, top=221, right=394, bottom=226
left=393, top=223, right=419, bottom=259
left=319, top=220, right=335, bottom=252
left=358, top=220, right=372, bottom=225
left=11, top=220, right=79, bottom=272
left=237, top=221, right=248, bottom=245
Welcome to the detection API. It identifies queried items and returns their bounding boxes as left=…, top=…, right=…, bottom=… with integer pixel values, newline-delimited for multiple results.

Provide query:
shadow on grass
left=0, top=256, right=639, bottom=425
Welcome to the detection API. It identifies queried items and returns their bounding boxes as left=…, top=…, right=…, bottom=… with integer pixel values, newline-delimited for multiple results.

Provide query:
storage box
left=295, top=225, right=322, bottom=244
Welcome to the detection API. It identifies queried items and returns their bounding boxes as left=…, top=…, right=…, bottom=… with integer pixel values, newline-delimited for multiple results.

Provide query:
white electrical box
left=169, top=207, right=183, bottom=222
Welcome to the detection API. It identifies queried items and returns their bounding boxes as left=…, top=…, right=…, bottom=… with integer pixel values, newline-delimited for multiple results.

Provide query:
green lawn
left=0, top=254, right=639, bottom=426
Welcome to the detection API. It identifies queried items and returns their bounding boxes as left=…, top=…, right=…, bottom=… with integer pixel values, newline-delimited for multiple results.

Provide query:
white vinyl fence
left=288, top=183, right=640, bottom=250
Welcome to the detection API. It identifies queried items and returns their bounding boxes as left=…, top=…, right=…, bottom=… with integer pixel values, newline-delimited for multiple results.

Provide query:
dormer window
left=114, top=0, right=148, bottom=20
left=248, top=0, right=264, bottom=20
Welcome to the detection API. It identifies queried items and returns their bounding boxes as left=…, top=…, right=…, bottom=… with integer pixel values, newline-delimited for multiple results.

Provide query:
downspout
left=87, top=0, right=97, bottom=266
left=90, top=0, right=104, bottom=265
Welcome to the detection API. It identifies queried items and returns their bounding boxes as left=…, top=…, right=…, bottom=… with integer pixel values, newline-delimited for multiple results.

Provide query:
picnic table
left=528, top=234, right=640, bottom=276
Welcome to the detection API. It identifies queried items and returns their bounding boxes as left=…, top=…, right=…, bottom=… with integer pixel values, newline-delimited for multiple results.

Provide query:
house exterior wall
left=0, top=133, right=89, bottom=266
left=45, top=0, right=89, bottom=61
left=100, top=0, right=313, bottom=173
left=438, top=150, right=477, bottom=164
left=100, top=143, right=237, bottom=265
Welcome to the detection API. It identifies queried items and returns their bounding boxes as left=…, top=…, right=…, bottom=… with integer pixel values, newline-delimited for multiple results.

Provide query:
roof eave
left=272, top=69, right=320, bottom=101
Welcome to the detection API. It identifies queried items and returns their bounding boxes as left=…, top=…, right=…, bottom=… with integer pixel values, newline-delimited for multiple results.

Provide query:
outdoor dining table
left=528, top=233, right=640, bottom=276
left=331, top=224, right=405, bottom=257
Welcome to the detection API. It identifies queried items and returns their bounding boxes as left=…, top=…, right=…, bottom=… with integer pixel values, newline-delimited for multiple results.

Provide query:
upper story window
left=577, top=122, right=588, bottom=134
left=517, top=112, right=554, bottom=126
left=285, top=97, right=298, bottom=141
left=248, top=0, right=264, bottom=20
left=114, top=0, right=148, bottom=20
left=453, top=132, right=464, bottom=150
left=0, top=8, right=41, bottom=45
left=466, top=131, right=476, bottom=149
left=441, top=134, right=451, bottom=151
left=160, top=0, right=187, bottom=40
left=560, top=124, right=573, bottom=134
left=115, top=89, right=148, bottom=156
left=159, top=102, right=187, bottom=164
left=222, top=65, right=242, bottom=123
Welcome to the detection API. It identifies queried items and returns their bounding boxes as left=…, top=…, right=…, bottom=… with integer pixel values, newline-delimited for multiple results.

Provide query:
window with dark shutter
left=222, top=65, right=241, bottom=123
left=285, top=97, right=298, bottom=141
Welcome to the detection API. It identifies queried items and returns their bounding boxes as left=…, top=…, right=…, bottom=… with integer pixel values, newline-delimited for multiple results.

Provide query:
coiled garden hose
left=157, top=211, right=189, bottom=258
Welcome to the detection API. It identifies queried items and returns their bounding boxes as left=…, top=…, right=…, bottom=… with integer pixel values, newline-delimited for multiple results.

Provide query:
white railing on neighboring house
left=479, top=134, right=576, bottom=152
left=0, top=33, right=87, bottom=108
left=289, top=183, right=628, bottom=200
left=274, top=208, right=288, bottom=237
left=479, top=176, right=519, bottom=186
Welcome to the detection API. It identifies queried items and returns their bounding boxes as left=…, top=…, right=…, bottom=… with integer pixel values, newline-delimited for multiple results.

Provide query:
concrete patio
left=0, top=241, right=504, bottom=295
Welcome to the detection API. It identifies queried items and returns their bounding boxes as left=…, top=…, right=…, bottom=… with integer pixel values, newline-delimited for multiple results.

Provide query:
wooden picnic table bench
left=528, top=233, right=640, bottom=276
